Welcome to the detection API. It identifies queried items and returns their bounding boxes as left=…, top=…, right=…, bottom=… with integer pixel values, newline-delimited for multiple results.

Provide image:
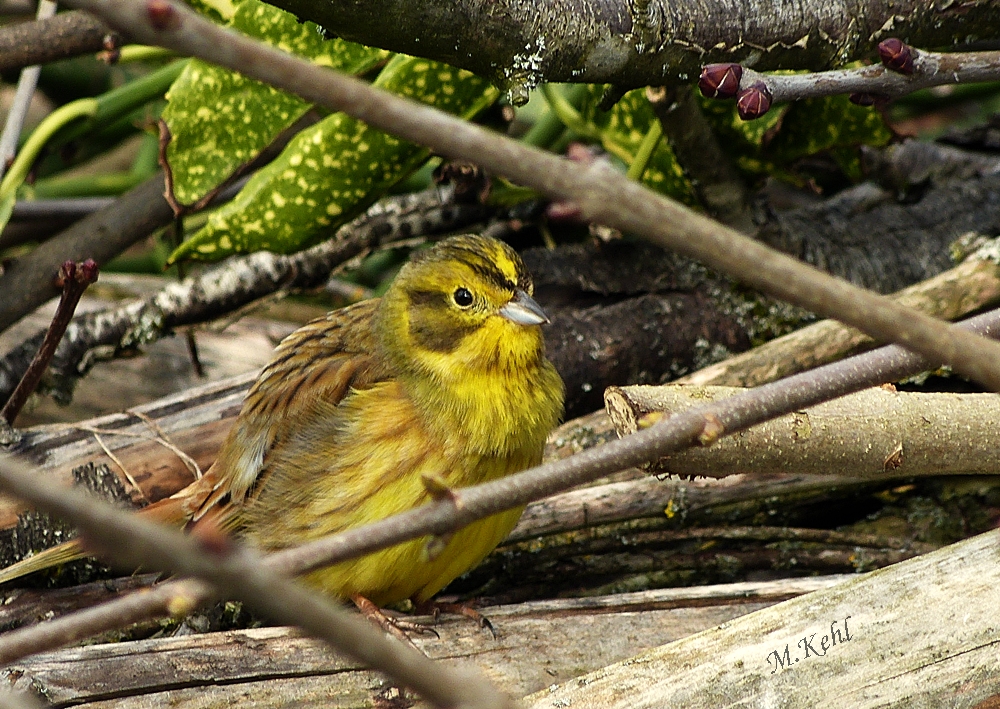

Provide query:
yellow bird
left=0, top=234, right=564, bottom=609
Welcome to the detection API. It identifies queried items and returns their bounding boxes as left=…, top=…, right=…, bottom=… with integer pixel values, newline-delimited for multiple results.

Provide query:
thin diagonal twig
left=127, top=408, right=202, bottom=480
left=1, top=259, right=98, bottom=426
left=79, top=427, right=148, bottom=503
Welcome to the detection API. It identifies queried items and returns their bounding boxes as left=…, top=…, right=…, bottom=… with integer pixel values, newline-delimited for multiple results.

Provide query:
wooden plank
left=604, top=384, right=1000, bottom=478
left=0, top=374, right=251, bottom=527
left=525, top=530, right=1000, bottom=709
left=2, top=577, right=846, bottom=708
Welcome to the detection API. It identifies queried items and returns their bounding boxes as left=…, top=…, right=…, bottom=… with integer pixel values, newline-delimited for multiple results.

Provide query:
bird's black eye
left=453, top=287, right=474, bottom=307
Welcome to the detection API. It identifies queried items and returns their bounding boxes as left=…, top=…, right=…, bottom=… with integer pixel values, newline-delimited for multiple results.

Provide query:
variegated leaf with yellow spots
left=765, top=94, right=893, bottom=182
left=698, top=89, right=891, bottom=184
left=169, top=55, right=498, bottom=262
left=579, top=86, right=697, bottom=204
left=162, top=0, right=387, bottom=207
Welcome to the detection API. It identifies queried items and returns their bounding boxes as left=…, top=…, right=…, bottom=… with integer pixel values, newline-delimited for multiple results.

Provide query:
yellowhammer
left=0, top=234, right=565, bottom=609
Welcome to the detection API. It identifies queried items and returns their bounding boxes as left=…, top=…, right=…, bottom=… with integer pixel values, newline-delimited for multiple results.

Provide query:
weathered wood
left=677, top=250, right=1000, bottom=387
left=525, top=529, right=1000, bottom=709
left=0, top=374, right=249, bottom=532
left=2, top=577, right=846, bottom=708
left=604, top=384, right=1000, bottom=478
left=509, top=473, right=875, bottom=542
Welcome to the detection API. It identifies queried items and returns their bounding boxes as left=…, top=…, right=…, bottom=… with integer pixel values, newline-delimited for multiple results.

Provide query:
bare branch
left=266, top=0, right=1000, bottom=94
left=646, top=85, right=752, bottom=232
left=0, top=174, right=172, bottom=336
left=605, top=385, right=1000, bottom=478
left=678, top=245, right=1000, bottom=387
left=1, top=260, right=99, bottom=427
left=701, top=43, right=1000, bottom=119
left=0, top=11, right=117, bottom=73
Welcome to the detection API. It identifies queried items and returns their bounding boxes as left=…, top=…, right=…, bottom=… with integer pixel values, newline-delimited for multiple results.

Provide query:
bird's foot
left=351, top=594, right=439, bottom=650
left=413, top=599, right=497, bottom=639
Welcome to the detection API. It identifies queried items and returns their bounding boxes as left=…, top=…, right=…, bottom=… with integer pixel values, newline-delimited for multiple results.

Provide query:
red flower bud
left=878, top=38, right=914, bottom=75
left=56, top=260, right=76, bottom=288
left=736, top=82, right=772, bottom=120
left=147, top=0, right=179, bottom=31
left=78, top=258, right=99, bottom=285
left=699, top=63, right=743, bottom=100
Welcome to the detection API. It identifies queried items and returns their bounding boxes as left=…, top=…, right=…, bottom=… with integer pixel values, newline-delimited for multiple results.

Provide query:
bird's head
left=375, top=234, right=550, bottom=380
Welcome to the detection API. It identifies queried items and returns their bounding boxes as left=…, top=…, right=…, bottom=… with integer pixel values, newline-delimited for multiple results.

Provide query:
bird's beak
left=499, top=289, right=550, bottom=325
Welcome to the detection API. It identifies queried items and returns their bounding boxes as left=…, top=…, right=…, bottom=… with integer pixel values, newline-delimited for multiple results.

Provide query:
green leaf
left=697, top=94, right=786, bottom=176
left=169, top=56, right=499, bottom=262
left=766, top=94, right=893, bottom=169
left=698, top=88, right=891, bottom=183
left=162, top=0, right=388, bottom=207
left=180, top=0, right=234, bottom=22
left=579, top=86, right=696, bottom=204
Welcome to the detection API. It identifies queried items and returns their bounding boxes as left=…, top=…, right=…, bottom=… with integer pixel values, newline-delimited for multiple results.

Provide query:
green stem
left=540, top=84, right=597, bottom=139
left=28, top=172, right=147, bottom=199
left=523, top=84, right=588, bottom=149
left=116, top=45, right=179, bottom=63
left=131, top=130, right=162, bottom=176
left=541, top=83, right=634, bottom=164
left=0, top=99, right=99, bottom=203
left=627, top=120, right=663, bottom=182
left=52, top=59, right=187, bottom=148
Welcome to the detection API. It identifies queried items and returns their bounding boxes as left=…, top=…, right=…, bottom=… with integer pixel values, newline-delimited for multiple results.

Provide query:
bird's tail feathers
left=0, top=465, right=223, bottom=586
left=0, top=540, right=86, bottom=585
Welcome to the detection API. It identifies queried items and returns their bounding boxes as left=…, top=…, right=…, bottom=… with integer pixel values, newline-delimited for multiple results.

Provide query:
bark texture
left=273, top=0, right=1000, bottom=94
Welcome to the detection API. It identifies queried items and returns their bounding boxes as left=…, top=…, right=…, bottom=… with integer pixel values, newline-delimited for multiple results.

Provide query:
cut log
left=605, top=384, right=1000, bottom=478
left=525, top=528, right=1000, bottom=708
left=2, top=576, right=845, bottom=708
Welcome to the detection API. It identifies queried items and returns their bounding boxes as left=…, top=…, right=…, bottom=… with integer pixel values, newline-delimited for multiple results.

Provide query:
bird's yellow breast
left=240, top=379, right=543, bottom=605
left=235, top=234, right=564, bottom=605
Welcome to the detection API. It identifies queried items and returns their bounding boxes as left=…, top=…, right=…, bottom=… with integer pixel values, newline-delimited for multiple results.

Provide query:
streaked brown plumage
left=0, top=235, right=564, bottom=607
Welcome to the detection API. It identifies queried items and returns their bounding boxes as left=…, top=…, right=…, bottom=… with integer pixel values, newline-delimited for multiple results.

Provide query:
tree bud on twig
left=736, top=82, right=772, bottom=120
left=878, top=38, right=914, bottom=75
left=1, top=259, right=99, bottom=425
left=699, top=63, right=743, bottom=99
left=146, top=0, right=179, bottom=31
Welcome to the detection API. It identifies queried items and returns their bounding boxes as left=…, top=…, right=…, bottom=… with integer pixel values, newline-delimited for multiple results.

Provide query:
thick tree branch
left=0, top=174, right=172, bottom=336
left=0, top=11, right=117, bottom=73
left=267, top=0, right=1000, bottom=96
left=605, top=385, right=1000, bottom=478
